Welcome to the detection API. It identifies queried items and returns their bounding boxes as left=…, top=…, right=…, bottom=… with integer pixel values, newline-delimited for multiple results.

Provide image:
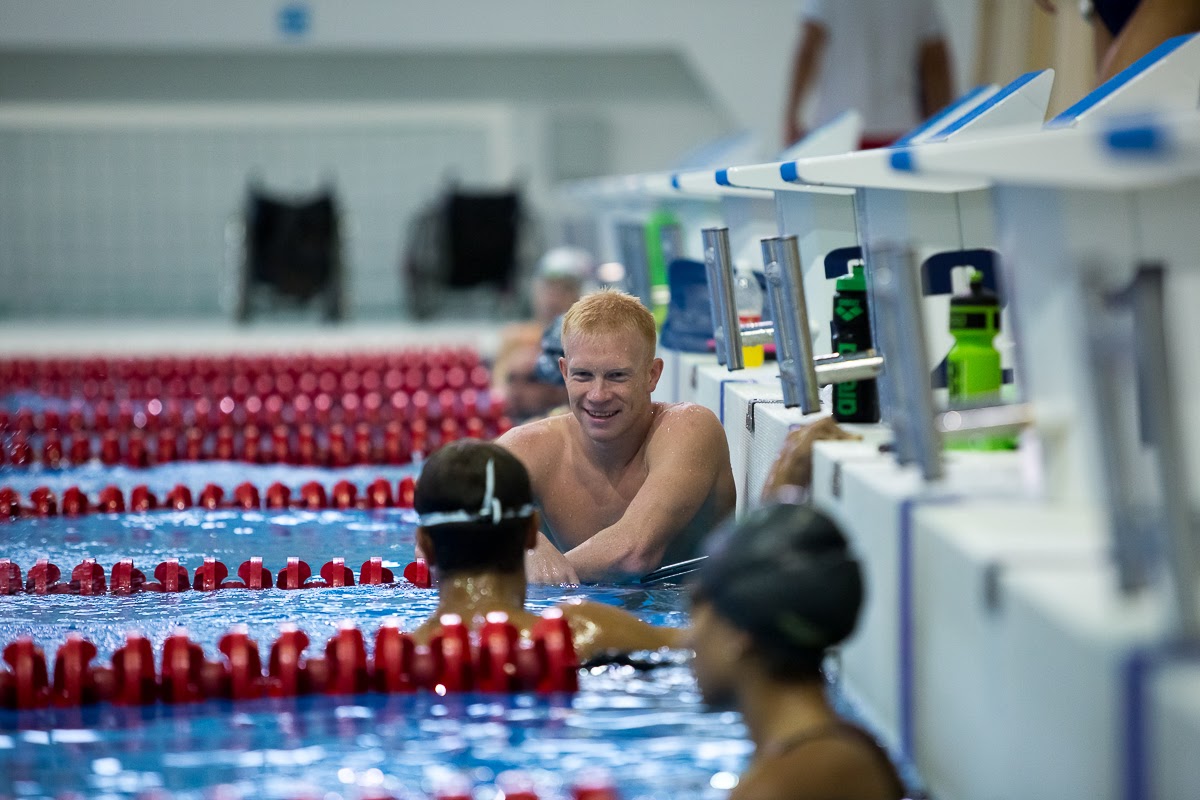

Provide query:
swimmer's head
left=689, top=501, right=863, bottom=702
left=561, top=289, right=657, bottom=366
left=414, top=441, right=538, bottom=575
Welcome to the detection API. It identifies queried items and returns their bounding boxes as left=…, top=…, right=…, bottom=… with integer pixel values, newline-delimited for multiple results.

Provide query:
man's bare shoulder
left=649, top=402, right=727, bottom=447
left=496, top=415, right=572, bottom=468
left=654, top=401, right=722, bottom=426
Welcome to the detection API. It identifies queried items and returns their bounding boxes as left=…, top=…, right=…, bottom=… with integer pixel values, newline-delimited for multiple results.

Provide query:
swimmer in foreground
left=688, top=500, right=905, bottom=800
left=411, top=440, right=685, bottom=661
left=498, top=289, right=736, bottom=583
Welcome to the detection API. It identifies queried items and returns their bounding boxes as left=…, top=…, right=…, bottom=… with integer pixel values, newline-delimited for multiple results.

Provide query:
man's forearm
left=566, top=533, right=663, bottom=584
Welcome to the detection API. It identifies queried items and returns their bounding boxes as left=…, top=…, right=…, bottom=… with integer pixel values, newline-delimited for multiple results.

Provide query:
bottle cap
left=835, top=263, right=866, bottom=292
left=949, top=270, right=1001, bottom=332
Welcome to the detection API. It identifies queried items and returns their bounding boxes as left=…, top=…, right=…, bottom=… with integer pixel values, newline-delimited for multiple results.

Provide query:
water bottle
left=830, top=262, right=879, bottom=422
left=644, top=209, right=679, bottom=328
left=946, top=268, right=1015, bottom=450
left=734, top=265, right=765, bottom=368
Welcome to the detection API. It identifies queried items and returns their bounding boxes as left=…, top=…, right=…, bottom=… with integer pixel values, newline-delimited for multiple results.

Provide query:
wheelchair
left=230, top=185, right=345, bottom=323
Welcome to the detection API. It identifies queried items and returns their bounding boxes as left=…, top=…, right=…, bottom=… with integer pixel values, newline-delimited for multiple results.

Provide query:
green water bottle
left=643, top=208, right=679, bottom=328
left=945, top=269, right=1016, bottom=450
left=830, top=263, right=879, bottom=423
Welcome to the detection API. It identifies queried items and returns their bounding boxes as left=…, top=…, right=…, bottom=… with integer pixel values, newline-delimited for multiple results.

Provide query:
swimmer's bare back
left=733, top=721, right=905, bottom=800
left=498, top=401, right=736, bottom=582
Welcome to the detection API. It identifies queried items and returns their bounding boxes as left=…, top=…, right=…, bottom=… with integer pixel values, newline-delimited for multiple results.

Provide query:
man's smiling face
left=560, top=328, right=662, bottom=444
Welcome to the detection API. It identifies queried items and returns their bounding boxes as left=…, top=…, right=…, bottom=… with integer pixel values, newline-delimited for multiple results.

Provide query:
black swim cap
left=414, top=441, right=535, bottom=574
left=693, top=502, right=863, bottom=675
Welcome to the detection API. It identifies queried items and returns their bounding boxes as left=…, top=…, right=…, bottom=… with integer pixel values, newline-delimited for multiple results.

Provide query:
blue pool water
left=0, top=463, right=748, bottom=799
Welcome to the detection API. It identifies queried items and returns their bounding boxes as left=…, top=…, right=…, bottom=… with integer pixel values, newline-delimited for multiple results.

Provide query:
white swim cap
left=536, top=246, right=595, bottom=282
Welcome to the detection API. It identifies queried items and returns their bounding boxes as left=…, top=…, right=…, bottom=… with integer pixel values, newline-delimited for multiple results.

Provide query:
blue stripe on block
left=890, top=148, right=917, bottom=172
left=890, top=84, right=992, bottom=147
left=670, top=173, right=681, bottom=190
left=897, top=495, right=960, bottom=762
left=779, top=161, right=800, bottom=182
left=715, top=169, right=731, bottom=186
left=1105, top=120, right=1168, bottom=155
left=1049, top=33, right=1194, bottom=128
left=934, top=70, right=1044, bottom=139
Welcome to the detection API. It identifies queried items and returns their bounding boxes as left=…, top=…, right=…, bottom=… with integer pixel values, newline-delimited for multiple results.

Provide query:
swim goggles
left=418, top=458, right=536, bottom=528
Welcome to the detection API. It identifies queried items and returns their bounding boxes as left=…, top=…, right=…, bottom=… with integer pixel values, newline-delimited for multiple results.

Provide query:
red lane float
left=0, top=556, right=428, bottom=596
left=2, top=410, right=503, bottom=468
left=0, top=610, right=579, bottom=715
left=0, top=475, right=418, bottom=520
left=0, top=349, right=486, bottom=403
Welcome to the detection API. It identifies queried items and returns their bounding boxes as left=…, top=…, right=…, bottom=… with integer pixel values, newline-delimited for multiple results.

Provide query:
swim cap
left=693, top=502, right=863, bottom=661
left=414, top=441, right=537, bottom=575
left=415, top=441, right=535, bottom=528
left=537, top=246, right=595, bottom=283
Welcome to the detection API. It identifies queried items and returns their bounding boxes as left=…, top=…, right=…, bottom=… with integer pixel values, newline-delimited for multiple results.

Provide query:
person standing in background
left=783, top=0, right=954, bottom=149
left=1038, top=0, right=1200, bottom=83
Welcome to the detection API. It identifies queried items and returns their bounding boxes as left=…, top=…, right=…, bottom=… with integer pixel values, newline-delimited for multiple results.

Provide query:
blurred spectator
left=531, top=246, right=594, bottom=328
left=492, top=247, right=592, bottom=420
left=492, top=325, right=568, bottom=423
left=1038, top=0, right=1200, bottom=82
left=784, top=0, right=953, bottom=148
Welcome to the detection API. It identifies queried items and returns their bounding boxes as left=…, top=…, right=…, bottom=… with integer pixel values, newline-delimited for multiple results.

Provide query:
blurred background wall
left=0, top=0, right=1086, bottom=321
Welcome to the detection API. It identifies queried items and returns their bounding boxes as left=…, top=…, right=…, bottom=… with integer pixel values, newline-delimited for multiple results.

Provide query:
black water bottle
left=830, top=263, right=880, bottom=423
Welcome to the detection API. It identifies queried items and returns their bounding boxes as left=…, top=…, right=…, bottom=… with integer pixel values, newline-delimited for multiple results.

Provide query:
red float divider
left=0, top=608, right=579, bottom=717
left=98, top=485, right=125, bottom=514
left=360, top=556, right=394, bottom=586
left=26, top=559, right=62, bottom=594
left=218, top=627, right=264, bottom=701
left=111, top=633, right=157, bottom=705
left=324, top=623, right=369, bottom=695
left=130, top=485, right=157, bottom=512
left=235, top=557, right=271, bottom=590
left=147, top=558, right=188, bottom=593
left=193, top=557, right=228, bottom=592
left=2, top=637, right=49, bottom=709
left=111, top=558, right=145, bottom=595
left=166, top=484, right=194, bottom=510
left=70, top=558, right=105, bottom=595
left=276, top=557, right=311, bottom=590
left=0, top=556, right=429, bottom=596
left=403, top=558, right=432, bottom=589
left=52, top=633, right=99, bottom=707
left=0, top=559, right=20, bottom=595
left=373, top=621, right=415, bottom=693
left=160, top=629, right=206, bottom=703
left=533, top=607, right=580, bottom=694
left=0, top=475, right=418, bottom=520
left=62, top=486, right=88, bottom=515
left=0, top=488, right=20, bottom=519
left=29, top=487, right=56, bottom=516
left=2, top=384, right=505, bottom=469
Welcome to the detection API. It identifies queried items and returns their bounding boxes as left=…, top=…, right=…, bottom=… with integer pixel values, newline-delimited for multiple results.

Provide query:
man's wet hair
left=692, top=502, right=863, bottom=681
left=561, top=289, right=657, bottom=362
left=414, top=441, right=535, bottom=574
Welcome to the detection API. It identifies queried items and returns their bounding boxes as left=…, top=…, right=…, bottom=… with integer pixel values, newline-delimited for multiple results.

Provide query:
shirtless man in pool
left=496, top=289, right=736, bottom=583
